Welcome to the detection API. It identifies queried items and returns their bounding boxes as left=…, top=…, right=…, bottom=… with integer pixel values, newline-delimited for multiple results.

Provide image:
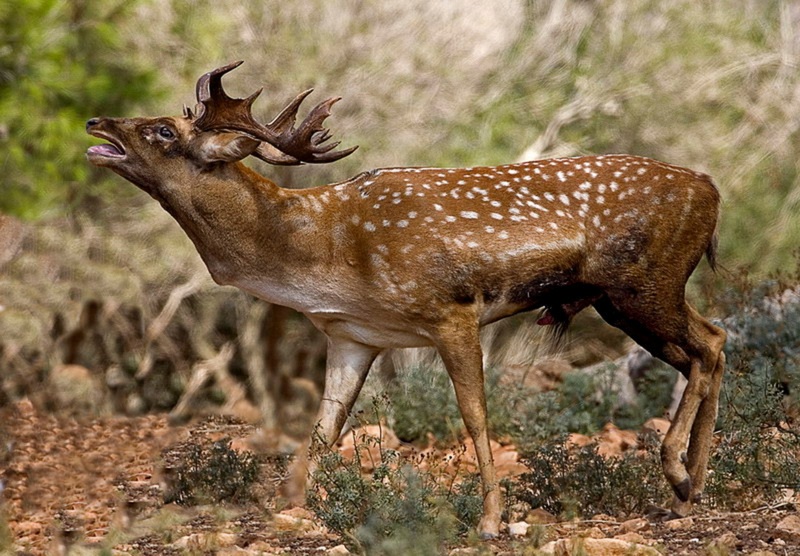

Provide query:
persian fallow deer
left=86, top=61, right=726, bottom=538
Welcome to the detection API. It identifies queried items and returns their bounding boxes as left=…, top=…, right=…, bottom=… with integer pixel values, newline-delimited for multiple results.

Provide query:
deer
left=86, top=61, right=726, bottom=538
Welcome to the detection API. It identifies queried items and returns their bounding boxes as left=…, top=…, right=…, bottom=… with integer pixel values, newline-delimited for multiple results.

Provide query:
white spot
left=637, top=167, right=647, bottom=175
left=598, top=183, right=607, bottom=193
left=490, top=200, right=502, bottom=207
left=461, top=211, right=479, bottom=219
left=408, top=211, right=418, bottom=219
left=579, top=182, right=592, bottom=191
left=383, top=219, right=391, bottom=227
left=529, top=212, right=539, bottom=219
left=549, top=222, right=559, bottom=230
left=392, top=198, right=402, bottom=204
left=593, top=215, right=601, bottom=227
left=490, top=213, right=504, bottom=220
left=364, top=222, right=376, bottom=232
left=559, top=194, right=570, bottom=205
left=597, top=195, right=605, bottom=204
left=445, top=215, right=457, bottom=223
left=397, top=220, right=409, bottom=228
left=467, top=241, right=479, bottom=248
left=433, top=203, right=443, bottom=211
left=557, top=171, right=566, bottom=182
left=556, top=209, right=566, bottom=217
left=610, top=181, right=619, bottom=192
left=508, top=168, right=518, bottom=175
left=350, top=215, right=361, bottom=225
left=485, top=225, right=495, bottom=233
left=544, top=192, right=555, bottom=201
left=498, top=230, right=509, bottom=239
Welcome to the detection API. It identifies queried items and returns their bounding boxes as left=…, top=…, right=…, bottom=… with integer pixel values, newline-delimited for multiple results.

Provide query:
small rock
left=641, top=418, right=670, bottom=439
left=580, top=526, right=606, bottom=539
left=280, top=507, right=317, bottom=521
left=709, top=531, right=738, bottom=551
left=745, top=552, right=778, bottom=556
left=548, top=537, right=661, bottom=555
left=664, top=517, right=694, bottom=530
left=449, top=548, right=479, bottom=555
left=273, top=512, right=319, bottom=533
left=526, top=508, right=558, bottom=524
left=327, top=544, right=350, bottom=555
left=619, top=517, right=649, bottom=534
left=614, top=532, right=646, bottom=544
left=775, top=514, right=800, bottom=536
left=508, top=521, right=530, bottom=537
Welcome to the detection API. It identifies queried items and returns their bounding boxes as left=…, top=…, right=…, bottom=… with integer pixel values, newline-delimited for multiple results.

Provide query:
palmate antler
left=191, top=61, right=357, bottom=165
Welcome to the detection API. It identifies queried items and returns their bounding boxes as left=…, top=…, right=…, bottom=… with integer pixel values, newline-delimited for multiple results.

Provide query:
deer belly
left=308, top=313, right=433, bottom=349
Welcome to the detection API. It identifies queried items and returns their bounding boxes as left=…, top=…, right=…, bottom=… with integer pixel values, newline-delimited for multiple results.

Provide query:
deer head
left=86, top=61, right=356, bottom=197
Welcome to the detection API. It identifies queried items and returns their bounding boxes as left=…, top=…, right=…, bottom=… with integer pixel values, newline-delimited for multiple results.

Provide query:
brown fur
left=86, top=67, right=725, bottom=537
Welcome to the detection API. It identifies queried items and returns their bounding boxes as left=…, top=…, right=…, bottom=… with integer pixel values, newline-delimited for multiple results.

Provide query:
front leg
left=434, top=312, right=502, bottom=539
left=283, top=336, right=380, bottom=503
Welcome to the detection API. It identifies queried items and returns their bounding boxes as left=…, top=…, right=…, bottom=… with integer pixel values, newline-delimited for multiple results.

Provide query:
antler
left=192, top=61, right=357, bottom=165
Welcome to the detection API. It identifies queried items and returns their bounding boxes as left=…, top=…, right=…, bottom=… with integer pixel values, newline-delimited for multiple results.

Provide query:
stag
left=86, top=61, right=726, bottom=538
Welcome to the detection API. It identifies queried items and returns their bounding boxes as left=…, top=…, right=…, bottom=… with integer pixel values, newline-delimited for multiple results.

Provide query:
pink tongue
left=88, top=144, right=122, bottom=156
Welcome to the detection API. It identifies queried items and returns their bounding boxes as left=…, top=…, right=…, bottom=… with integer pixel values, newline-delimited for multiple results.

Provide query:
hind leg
left=594, top=295, right=726, bottom=512
left=671, top=310, right=726, bottom=515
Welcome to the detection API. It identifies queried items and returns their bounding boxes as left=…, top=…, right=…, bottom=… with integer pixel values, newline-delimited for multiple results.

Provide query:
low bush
left=509, top=435, right=670, bottom=519
left=705, top=270, right=800, bottom=509
left=307, top=404, right=482, bottom=554
left=162, top=438, right=260, bottom=506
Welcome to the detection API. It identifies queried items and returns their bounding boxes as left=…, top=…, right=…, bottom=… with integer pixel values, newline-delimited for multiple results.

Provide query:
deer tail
left=705, top=179, right=722, bottom=273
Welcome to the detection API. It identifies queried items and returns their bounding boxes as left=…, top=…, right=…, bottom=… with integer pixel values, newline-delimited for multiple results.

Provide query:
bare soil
left=2, top=400, right=798, bottom=555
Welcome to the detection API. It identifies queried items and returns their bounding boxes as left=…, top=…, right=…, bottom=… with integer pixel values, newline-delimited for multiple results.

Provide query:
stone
left=581, top=526, right=606, bottom=539
left=327, top=544, right=351, bottom=555
left=273, top=512, right=319, bottom=533
left=545, top=537, right=661, bottom=556
left=338, top=424, right=400, bottom=471
left=641, top=418, right=670, bottom=439
left=526, top=508, right=558, bottom=524
left=619, top=517, right=649, bottom=533
left=508, top=521, right=530, bottom=537
left=614, top=532, right=646, bottom=544
left=775, top=514, right=800, bottom=536
left=664, top=516, right=694, bottom=530
left=709, top=531, right=738, bottom=551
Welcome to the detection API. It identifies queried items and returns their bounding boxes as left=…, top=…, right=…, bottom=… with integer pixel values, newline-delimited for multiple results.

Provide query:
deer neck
left=163, top=163, right=331, bottom=305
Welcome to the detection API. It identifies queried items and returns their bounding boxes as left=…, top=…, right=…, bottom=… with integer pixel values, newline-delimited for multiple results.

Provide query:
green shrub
left=163, top=438, right=260, bottom=505
left=695, top=266, right=800, bottom=509
left=307, top=404, right=482, bottom=554
left=509, top=436, right=670, bottom=519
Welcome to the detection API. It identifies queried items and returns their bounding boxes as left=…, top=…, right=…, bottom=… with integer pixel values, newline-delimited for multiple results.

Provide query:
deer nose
left=86, top=118, right=101, bottom=131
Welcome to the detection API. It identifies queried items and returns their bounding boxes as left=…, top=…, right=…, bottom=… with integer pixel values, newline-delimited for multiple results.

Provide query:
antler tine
left=191, top=61, right=357, bottom=165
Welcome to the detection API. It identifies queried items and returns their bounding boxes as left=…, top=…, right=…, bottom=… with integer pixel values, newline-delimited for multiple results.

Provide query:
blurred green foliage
left=1, top=0, right=798, bottom=272
left=0, top=0, right=159, bottom=218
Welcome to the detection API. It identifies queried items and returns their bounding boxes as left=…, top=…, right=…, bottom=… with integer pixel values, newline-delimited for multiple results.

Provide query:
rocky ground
left=2, top=399, right=799, bottom=555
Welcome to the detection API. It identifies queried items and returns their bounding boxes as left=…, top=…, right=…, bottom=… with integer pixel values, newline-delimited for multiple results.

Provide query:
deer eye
left=158, top=126, right=175, bottom=139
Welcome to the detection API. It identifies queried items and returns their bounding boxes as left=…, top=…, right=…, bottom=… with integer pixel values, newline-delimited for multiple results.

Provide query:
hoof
left=645, top=505, right=682, bottom=522
left=479, top=531, right=498, bottom=541
left=671, top=477, right=692, bottom=502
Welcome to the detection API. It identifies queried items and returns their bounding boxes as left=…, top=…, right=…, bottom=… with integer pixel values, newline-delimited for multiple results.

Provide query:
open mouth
left=87, top=131, right=126, bottom=160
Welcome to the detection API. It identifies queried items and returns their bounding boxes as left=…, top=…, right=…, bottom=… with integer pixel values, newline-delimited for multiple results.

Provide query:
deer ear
left=196, top=131, right=260, bottom=164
